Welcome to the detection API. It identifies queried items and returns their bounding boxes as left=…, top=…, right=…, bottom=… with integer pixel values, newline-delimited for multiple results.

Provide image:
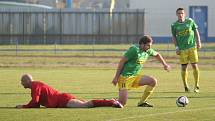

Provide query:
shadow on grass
left=0, top=107, right=49, bottom=109
left=0, top=93, right=30, bottom=95
left=129, top=95, right=215, bottom=99
left=0, top=92, right=118, bottom=95
left=0, top=107, right=16, bottom=109
left=1, top=92, right=215, bottom=100
left=0, top=92, right=118, bottom=100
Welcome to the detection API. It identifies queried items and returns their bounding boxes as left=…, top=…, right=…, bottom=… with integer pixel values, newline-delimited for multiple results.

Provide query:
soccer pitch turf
left=0, top=67, right=215, bottom=121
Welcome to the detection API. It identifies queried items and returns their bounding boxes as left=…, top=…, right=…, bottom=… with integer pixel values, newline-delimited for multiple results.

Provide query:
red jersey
left=23, top=81, right=76, bottom=108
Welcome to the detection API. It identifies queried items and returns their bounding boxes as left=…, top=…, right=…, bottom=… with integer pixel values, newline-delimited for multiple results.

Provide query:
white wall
left=130, top=0, right=215, bottom=38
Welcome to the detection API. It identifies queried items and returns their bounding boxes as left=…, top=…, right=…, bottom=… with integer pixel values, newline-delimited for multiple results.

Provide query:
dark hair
left=139, top=35, right=153, bottom=45
left=176, top=8, right=184, bottom=13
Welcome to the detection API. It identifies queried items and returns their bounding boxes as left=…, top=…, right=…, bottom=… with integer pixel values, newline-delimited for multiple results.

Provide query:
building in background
left=55, top=0, right=66, bottom=8
left=1, top=0, right=213, bottom=42
left=129, top=0, right=215, bottom=42
left=0, top=0, right=64, bottom=8
left=0, top=0, right=129, bottom=9
left=72, top=0, right=129, bottom=9
left=0, top=0, right=25, bottom=3
left=0, top=1, right=53, bottom=9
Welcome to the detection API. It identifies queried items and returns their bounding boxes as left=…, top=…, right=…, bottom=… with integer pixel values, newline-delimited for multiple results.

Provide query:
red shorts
left=57, top=93, right=76, bottom=108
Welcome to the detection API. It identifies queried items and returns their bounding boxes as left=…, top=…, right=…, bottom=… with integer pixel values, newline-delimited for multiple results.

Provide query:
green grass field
left=0, top=44, right=215, bottom=121
left=0, top=68, right=215, bottom=121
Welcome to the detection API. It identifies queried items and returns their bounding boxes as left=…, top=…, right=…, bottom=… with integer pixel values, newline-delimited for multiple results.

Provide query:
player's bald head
left=21, top=74, right=33, bottom=82
left=21, top=74, right=33, bottom=88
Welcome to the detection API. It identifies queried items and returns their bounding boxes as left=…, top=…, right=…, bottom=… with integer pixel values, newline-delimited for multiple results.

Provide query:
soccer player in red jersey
left=16, top=74, right=123, bottom=108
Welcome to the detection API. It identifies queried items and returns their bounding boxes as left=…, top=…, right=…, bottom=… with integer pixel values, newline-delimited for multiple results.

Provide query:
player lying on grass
left=16, top=74, right=123, bottom=108
left=112, top=35, right=171, bottom=107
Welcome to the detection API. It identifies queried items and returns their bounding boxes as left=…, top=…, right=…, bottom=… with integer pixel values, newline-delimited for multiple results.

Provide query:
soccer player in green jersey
left=171, top=8, right=201, bottom=93
left=112, top=35, right=170, bottom=107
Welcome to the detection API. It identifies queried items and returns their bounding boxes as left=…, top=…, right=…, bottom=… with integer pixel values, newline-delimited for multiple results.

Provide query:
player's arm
left=22, top=95, right=40, bottom=108
left=16, top=96, right=40, bottom=108
left=194, top=29, right=201, bottom=49
left=171, top=25, right=180, bottom=55
left=172, top=35, right=177, bottom=46
left=16, top=89, right=40, bottom=108
left=172, top=35, right=180, bottom=55
left=171, top=24, right=177, bottom=46
left=154, top=53, right=170, bottom=72
left=112, top=56, right=128, bottom=86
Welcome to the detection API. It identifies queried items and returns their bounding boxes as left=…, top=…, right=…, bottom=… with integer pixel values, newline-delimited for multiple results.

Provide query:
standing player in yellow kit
left=171, top=8, right=201, bottom=93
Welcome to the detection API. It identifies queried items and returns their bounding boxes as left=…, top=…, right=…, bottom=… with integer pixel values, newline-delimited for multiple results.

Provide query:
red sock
left=91, top=99, right=114, bottom=107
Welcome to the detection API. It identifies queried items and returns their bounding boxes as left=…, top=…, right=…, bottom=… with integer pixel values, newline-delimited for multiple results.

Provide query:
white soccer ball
left=176, top=96, right=189, bottom=107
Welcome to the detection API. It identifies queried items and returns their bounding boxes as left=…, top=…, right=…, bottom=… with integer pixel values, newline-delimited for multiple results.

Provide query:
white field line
left=107, top=107, right=215, bottom=121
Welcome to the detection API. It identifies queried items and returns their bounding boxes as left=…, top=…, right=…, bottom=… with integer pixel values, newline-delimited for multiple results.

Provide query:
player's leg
left=66, top=98, right=123, bottom=108
left=180, top=50, right=190, bottom=92
left=181, top=64, right=190, bottom=92
left=66, top=99, right=94, bottom=108
left=118, top=89, right=128, bottom=106
left=190, top=47, right=200, bottom=93
left=137, top=75, right=157, bottom=107
left=117, top=76, right=129, bottom=106
left=91, top=99, right=123, bottom=108
left=191, top=63, right=200, bottom=93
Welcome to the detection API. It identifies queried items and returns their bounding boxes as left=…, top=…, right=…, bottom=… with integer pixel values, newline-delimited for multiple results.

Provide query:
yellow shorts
left=118, top=75, right=142, bottom=90
left=179, top=47, right=199, bottom=64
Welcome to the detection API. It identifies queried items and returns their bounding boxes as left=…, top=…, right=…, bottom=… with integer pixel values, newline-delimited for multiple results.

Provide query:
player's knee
left=181, top=64, right=188, bottom=71
left=150, top=77, right=157, bottom=87
left=86, top=101, right=94, bottom=108
left=191, top=63, right=198, bottom=69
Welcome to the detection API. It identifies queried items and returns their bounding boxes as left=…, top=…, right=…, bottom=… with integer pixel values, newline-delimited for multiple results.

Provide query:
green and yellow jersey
left=171, top=18, right=198, bottom=50
left=121, top=44, right=158, bottom=77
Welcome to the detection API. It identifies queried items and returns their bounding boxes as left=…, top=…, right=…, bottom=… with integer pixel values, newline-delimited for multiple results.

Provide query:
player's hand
left=197, top=42, right=202, bottom=49
left=16, top=105, right=23, bottom=108
left=112, top=77, right=118, bottom=86
left=176, top=50, right=180, bottom=55
left=164, top=64, right=171, bottom=72
left=175, top=46, right=180, bottom=55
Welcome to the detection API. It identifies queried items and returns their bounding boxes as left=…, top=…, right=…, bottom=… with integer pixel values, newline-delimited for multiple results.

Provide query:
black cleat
left=194, top=86, right=200, bottom=93
left=185, top=87, right=190, bottom=93
left=137, top=102, right=153, bottom=107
